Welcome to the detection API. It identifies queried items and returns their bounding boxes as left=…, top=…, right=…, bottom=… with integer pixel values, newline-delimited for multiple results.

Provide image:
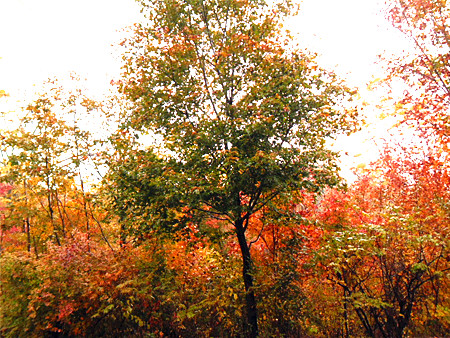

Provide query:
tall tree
left=114, top=0, right=357, bottom=335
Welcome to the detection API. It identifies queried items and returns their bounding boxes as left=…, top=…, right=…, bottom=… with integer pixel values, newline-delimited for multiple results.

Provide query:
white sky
left=295, top=0, right=406, bottom=86
left=0, top=0, right=141, bottom=96
left=0, top=0, right=411, bottom=181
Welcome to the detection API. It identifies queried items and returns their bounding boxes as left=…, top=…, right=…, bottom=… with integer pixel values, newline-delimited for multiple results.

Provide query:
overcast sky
left=0, top=0, right=407, bottom=92
left=0, top=0, right=141, bottom=95
left=0, top=0, right=410, bottom=180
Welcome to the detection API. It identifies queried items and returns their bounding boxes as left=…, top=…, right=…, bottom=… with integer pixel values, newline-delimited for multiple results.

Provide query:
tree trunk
left=343, top=289, right=349, bottom=338
left=23, top=181, right=31, bottom=252
left=235, top=218, right=258, bottom=337
left=25, top=218, right=31, bottom=252
left=45, top=156, right=60, bottom=246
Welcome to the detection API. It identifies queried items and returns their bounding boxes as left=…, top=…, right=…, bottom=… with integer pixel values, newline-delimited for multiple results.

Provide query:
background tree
left=385, top=0, right=450, bottom=152
left=313, top=145, right=449, bottom=337
left=113, top=0, right=357, bottom=335
left=0, top=80, right=107, bottom=253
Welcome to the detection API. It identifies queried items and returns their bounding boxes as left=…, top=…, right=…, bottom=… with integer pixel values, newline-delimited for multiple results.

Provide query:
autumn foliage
left=0, top=0, right=449, bottom=337
left=310, top=146, right=449, bottom=337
